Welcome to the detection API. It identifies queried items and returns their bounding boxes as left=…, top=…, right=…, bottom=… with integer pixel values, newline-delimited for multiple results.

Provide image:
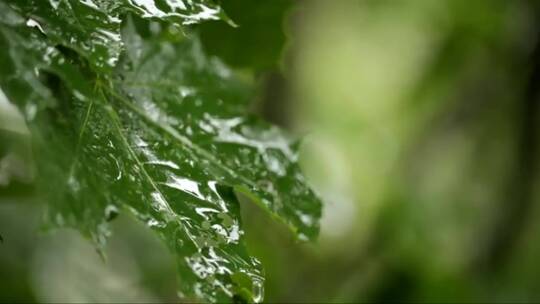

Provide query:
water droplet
left=195, top=207, right=220, bottom=220
left=104, top=205, right=119, bottom=221
left=297, top=211, right=314, bottom=226
left=80, top=0, right=99, bottom=9
left=26, top=18, right=45, bottom=34
left=146, top=218, right=165, bottom=228
left=165, top=176, right=205, bottom=200
left=252, top=279, right=264, bottom=303
left=145, top=159, right=179, bottom=170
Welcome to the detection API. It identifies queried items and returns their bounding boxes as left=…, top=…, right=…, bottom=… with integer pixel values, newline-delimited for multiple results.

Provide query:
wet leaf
left=4, top=0, right=227, bottom=71
left=0, top=1, right=321, bottom=302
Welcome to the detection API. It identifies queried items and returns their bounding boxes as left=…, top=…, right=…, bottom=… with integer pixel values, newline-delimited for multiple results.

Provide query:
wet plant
left=0, top=1, right=322, bottom=302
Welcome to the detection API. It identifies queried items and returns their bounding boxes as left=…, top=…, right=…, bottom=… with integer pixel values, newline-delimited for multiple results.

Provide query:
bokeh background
left=2, top=0, right=540, bottom=302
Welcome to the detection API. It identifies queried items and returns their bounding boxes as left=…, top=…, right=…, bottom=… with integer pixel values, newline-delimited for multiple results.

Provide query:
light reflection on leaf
left=0, top=1, right=322, bottom=302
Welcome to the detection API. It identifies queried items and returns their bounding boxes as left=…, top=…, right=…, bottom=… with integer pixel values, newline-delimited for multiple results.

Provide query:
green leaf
left=4, top=0, right=227, bottom=71
left=0, top=1, right=321, bottom=302
left=199, top=0, right=292, bottom=70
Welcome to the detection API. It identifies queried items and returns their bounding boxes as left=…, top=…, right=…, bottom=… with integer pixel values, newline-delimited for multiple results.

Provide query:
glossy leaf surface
left=5, top=0, right=225, bottom=71
left=0, top=1, right=321, bottom=302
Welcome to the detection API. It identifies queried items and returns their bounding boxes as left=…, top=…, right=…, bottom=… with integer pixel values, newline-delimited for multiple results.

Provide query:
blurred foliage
left=199, top=0, right=291, bottom=70
left=2, top=0, right=540, bottom=303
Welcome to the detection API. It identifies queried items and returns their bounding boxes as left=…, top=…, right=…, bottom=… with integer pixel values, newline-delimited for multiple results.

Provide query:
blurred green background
left=2, top=0, right=540, bottom=302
